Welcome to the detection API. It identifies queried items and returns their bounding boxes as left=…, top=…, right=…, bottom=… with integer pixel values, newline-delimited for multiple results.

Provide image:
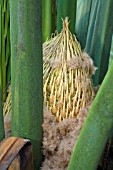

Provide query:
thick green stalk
left=0, top=2, right=1, bottom=94
left=42, top=0, right=52, bottom=42
left=0, top=0, right=5, bottom=98
left=56, top=0, right=77, bottom=33
left=5, top=1, right=11, bottom=84
left=10, top=0, right=43, bottom=169
left=0, top=4, right=5, bottom=142
left=85, top=0, right=113, bottom=85
left=75, top=0, right=92, bottom=49
left=68, top=61, right=113, bottom=170
left=0, top=86, right=5, bottom=142
left=2, top=0, right=6, bottom=100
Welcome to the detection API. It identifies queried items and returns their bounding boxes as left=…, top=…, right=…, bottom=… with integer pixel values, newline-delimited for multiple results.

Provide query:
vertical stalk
left=75, top=0, right=92, bottom=49
left=42, top=0, right=52, bottom=42
left=0, top=87, right=5, bottom=142
left=0, top=4, right=2, bottom=88
left=2, top=0, right=6, bottom=100
left=68, top=61, right=113, bottom=170
left=10, top=0, right=43, bottom=169
left=0, top=4, right=5, bottom=142
left=56, top=0, right=77, bottom=33
left=0, top=0, right=10, bottom=101
left=0, top=86, right=5, bottom=142
left=85, top=0, right=113, bottom=85
left=5, top=0, right=11, bottom=84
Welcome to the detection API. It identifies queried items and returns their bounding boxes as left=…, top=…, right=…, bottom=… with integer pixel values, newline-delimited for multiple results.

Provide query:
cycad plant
left=2, top=0, right=113, bottom=169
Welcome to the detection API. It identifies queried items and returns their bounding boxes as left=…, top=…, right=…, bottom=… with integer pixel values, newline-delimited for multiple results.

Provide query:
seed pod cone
left=43, top=18, right=96, bottom=122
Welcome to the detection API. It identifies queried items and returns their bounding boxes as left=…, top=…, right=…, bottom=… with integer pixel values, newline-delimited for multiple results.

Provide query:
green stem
left=85, top=0, right=113, bottom=85
left=75, top=0, right=92, bottom=49
left=0, top=4, right=5, bottom=142
left=10, top=0, right=43, bottom=169
left=42, top=0, right=52, bottom=42
left=5, top=0, right=11, bottom=84
left=56, top=0, right=77, bottom=34
left=0, top=0, right=10, bottom=101
left=0, top=86, right=5, bottom=142
left=68, top=61, right=113, bottom=170
left=0, top=87, right=5, bottom=142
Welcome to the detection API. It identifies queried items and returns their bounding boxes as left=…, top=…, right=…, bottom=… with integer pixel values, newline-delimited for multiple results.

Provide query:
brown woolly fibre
left=3, top=90, right=98, bottom=169
left=41, top=103, right=92, bottom=170
left=3, top=101, right=92, bottom=169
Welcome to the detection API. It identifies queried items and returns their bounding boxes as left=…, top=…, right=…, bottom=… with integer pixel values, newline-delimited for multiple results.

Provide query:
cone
left=43, top=18, right=96, bottom=122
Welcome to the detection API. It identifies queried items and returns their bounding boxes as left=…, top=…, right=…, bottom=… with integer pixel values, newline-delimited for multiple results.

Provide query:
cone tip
left=62, top=17, right=70, bottom=30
